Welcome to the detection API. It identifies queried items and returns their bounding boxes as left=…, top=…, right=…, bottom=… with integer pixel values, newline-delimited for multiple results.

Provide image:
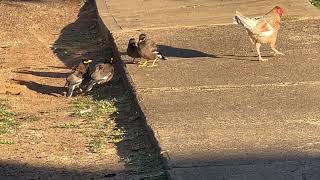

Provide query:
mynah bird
left=65, top=59, right=92, bottom=97
left=137, top=33, right=168, bottom=67
left=126, top=38, right=141, bottom=63
left=86, top=59, right=114, bottom=92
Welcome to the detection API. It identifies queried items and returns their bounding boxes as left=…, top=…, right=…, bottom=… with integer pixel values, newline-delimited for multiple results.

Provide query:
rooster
left=234, top=6, right=285, bottom=61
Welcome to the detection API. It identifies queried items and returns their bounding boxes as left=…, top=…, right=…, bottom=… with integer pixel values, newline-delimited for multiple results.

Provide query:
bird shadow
left=12, top=79, right=65, bottom=97
left=158, top=45, right=216, bottom=59
left=15, top=70, right=69, bottom=78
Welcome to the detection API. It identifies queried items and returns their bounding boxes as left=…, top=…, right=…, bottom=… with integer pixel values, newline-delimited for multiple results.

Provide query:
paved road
left=96, top=0, right=320, bottom=179
left=100, top=0, right=320, bottom=31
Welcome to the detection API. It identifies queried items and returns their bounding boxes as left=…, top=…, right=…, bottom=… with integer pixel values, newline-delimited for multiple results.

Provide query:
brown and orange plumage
left=234, top=6, right=285, bottom=61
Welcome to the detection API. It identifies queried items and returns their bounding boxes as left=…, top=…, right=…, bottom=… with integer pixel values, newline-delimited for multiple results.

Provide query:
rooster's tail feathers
left=233, top=12, right=256, bottom=30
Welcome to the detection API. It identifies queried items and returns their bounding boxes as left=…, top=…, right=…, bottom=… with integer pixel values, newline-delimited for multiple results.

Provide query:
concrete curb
left=94, top=0, right=170, bottom=178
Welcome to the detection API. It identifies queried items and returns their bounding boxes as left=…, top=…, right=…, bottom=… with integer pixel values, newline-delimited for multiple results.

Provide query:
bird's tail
left=86, top=80, right=96, bottom=92
left=153, top=51, right=168, bottom=60
left=233, top=11, right=255, bottom=29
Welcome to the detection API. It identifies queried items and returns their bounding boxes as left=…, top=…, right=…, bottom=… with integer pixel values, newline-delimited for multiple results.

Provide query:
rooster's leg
left=270, top=43, right=285, bottom=56
left=255, top=43, right=268, bottom=61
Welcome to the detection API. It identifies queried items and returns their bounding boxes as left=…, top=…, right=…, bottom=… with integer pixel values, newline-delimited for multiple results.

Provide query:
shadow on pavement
left=0, top=161, right=120, bottom=180
left=168, top=155, right=320, bottom=179
left=159, top=44, right=216, bottom=58
left=2, top=154, right=320, bottom=179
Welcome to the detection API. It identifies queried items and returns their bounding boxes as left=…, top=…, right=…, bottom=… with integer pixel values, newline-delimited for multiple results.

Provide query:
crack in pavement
left=137, top=80, right=320, bottom=93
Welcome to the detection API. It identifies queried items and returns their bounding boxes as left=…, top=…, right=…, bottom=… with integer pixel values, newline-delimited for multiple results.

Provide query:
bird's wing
left=145, top=40, right=158, bottom=52
left=235, top=11, right=274, bottom=37
left=253, top=19, right=274, bottom=37
left=67, top=74, right=83, bottom=85
left=252, top=15, right=264, bottom=21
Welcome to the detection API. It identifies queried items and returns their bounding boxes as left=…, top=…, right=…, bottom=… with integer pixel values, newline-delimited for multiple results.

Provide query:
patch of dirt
left=0, top=0, right=166, bottom=179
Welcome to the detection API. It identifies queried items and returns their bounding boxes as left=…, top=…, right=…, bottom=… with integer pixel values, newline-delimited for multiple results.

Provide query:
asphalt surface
left=96, top=0, right=320, bottom=179
left=103, top=0, right=320, bottom=31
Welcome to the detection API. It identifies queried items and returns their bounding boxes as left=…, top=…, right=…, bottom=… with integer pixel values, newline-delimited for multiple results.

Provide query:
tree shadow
left=168, top=155, right=320, bottom=179
left=42, top=0, right=167, bottom=178
left=51, top=0, right=113, bottom=68
left=2, top=151, right=320, bottom=179
left=11, top=0, right=119, bottom=98
left=158, top=45, right=216, bottom=59
left=0, top=0, right=166, bottom=179
left=0, top=160, right=121, bottom=180
left=88, top=80, right=167, bottom=178
left=12, top=79, right=65, bottom=97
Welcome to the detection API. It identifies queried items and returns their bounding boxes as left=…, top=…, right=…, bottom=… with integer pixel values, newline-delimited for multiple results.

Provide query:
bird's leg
left=270, top=43, right=285, bottom=56
left=255, top=42, right=268, bottom=61
left=67, top=85, right=75, bottom=97
left=147, top=59, right=158, bottom=67
left=138, top=60, right=149, bottom=67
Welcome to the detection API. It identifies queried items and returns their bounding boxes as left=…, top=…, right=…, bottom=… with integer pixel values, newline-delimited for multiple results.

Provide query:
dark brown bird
left=137, top=33, right=167, bottom=67
left=65, top=59, right=92, bottom=97
left=86, top=60, right=114, bottom=92
left=234, top=6, right=285, bottom=61
left=126, top=38, right=141, bottom=63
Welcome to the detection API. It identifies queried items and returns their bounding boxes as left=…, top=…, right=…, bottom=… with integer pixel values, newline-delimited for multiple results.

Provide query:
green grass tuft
left=52, top=122, right=81, bottom=129
left=72, top=97, right=126, bottom=153
left=24, top=115, right=41, bottom=122
left=72, top=97, right=116, bottom=120
left=0, top=100, right=19, bottom=135
left=88, top=120, right=126, bottom=153
left=0, top=139, right=15, bottom=145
